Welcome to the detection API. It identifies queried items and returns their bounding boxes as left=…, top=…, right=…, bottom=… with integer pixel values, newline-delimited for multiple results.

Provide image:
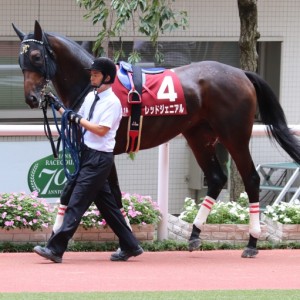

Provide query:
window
left=0, top=41, right=43, bottom=123
left=0, top=40, right=281, bottom=123
left=0, top=41, right=25, bottom=109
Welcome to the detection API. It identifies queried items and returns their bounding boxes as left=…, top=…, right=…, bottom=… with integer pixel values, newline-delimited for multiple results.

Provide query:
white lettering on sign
left=38, top=168, right=68, bottom=195
left=157, top=76, right=178, bottom=102
left=144, top=104, right=185, bottom=115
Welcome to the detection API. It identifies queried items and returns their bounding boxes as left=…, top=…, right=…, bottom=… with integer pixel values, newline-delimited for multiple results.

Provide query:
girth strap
left=126, top=66, right=143, bottom=153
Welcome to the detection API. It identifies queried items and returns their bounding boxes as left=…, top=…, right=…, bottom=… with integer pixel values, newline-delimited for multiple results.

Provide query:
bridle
left=20, top=35, right=91, bottom=111
left=20, top=38, right=54, bottom=79
left=19, top=36, right=62, bottom=159
left=19, top=36, right=56, bottom=107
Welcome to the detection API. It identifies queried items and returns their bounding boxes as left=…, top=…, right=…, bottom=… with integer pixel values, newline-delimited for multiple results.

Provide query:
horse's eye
left=30, top=50, right=43, bottom=66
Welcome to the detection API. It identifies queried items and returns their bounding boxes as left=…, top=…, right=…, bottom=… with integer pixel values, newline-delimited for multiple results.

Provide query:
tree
left=229, top=0, right=260, bottom=201
left=238, top=0, right=260, bottom=70
left=77, top=0, right=260, bottom=201
left=76, top=0, right=188, bottom=64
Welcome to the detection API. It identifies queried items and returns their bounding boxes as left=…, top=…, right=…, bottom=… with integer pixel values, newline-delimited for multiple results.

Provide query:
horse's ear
left=12, top=23, right=25, bottom=41
left=34, top=20, right=43, bottom=42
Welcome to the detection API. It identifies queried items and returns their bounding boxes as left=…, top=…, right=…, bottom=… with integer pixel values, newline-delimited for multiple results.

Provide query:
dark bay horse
left=13, top=21, right=300, bottom=258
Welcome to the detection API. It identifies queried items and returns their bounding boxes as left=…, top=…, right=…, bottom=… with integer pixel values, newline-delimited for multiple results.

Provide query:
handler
left=34, top=57, right=143, bottom=262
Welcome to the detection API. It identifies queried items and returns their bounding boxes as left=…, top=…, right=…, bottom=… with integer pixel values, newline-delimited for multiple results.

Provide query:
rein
left=42, top=96, right=83, bottom=181
left=60, top=109, right=84, bottom=181
left=40, top=98, right=60, bottom=158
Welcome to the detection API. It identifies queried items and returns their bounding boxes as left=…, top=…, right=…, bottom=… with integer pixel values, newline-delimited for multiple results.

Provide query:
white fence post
left=157, top=143, right=169, bottom=241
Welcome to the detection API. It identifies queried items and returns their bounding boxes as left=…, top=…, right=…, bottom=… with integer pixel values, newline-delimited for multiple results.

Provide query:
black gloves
left=67, top=111, right=82, bottom=124
left=45, top=92, right=63, bottom=111
left=44, top=92, right=81, bottom=124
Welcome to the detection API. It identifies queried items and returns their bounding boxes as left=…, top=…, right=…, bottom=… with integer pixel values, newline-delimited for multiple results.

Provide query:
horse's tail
left=245, top=71, right=300, bottom=164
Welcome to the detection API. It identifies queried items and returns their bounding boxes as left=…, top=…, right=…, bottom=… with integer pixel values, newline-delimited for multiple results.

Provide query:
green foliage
left=0, top=190, right=161, bottom=232
left=236, top=191, right=249, bottom=207
left=121, top=193, right=162, bottom=225
left=61, top=192, right=162, bottom=229
left=68, top=241, right=118, bottom=252
left=0, top=242, right=35, bottom=253
left=177, top=197, right=198, bottom=224
left=127, top=152, right=136, bottom=160
left=76, top=0, right=188, bottom=63
left=179, top=193, right=250, bottom=225
left=78, top=204, right=104, bottom=229
left=207, top=201, right=249, bottom=224
left=0, top=192, right=53, bottom=231
left=143, top=239, right=188, bottom=251
left=2, top=240, right=300, bottom=253
left=264, top=199, right=300, bottom=224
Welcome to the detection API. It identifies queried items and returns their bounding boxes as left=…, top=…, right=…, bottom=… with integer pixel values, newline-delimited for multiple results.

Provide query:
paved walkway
left=1, top=250, right=300, bottom=292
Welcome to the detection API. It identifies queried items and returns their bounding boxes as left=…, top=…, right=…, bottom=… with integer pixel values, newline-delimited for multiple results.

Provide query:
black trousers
left=60, top=160, right=123, bottom=209
left=47, top=145, right=139, bottom=256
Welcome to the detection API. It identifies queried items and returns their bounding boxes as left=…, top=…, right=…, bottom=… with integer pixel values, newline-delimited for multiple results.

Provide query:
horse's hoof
left=188, top=238, right=201, bottom=252
left=241, top=247, right=258, bottom=258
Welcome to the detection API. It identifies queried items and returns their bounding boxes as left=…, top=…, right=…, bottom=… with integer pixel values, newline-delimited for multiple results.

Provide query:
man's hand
left=45, top=92, right=63, bottom=111
left=67, top=111, right=82, bottom=124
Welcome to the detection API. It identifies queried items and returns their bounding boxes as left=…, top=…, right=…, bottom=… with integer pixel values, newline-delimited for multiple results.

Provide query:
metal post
left=157, top=143, right=169, bottom=240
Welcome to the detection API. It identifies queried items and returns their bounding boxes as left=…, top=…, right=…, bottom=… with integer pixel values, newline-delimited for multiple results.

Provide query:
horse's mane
left=37, top=31, right=95, bottom=109
left=46, top=31, right=95, bottom=67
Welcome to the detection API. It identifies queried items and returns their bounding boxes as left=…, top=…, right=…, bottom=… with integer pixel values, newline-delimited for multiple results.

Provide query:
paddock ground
left=1, top=249, right=299, bottom=293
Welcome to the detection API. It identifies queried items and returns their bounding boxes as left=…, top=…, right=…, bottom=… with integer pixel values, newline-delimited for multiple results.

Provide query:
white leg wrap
left=120, top=208, right=132, bottom=231
left=193, top=196, right=216, bottom=229
left=249, top=202, right=261, bottom=239
left=52, top=204, right=67, bottom=233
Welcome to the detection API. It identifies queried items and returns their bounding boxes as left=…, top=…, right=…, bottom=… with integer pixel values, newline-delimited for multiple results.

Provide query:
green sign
left=28, top=152, right=74, bottom=198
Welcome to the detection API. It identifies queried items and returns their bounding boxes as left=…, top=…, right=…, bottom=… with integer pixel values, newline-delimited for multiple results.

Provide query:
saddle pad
left=112, top=69, right=187, bottom=117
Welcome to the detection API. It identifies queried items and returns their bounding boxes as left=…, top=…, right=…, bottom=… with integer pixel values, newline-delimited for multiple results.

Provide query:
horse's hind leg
left=226, top=143, right=261, bottom=258
left=184, top=130, right=228, bottom=251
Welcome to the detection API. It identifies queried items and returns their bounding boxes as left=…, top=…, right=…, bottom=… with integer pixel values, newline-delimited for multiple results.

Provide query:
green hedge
left=1, top=240, right=300, bottom=253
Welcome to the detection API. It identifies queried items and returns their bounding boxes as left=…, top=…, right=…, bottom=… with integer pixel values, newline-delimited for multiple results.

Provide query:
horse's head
left=12, top=21, right=56, bottom=108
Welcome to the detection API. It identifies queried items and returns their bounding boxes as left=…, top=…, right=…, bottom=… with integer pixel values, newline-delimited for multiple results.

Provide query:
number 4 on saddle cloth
left=113, top=61, right=187, bottom=153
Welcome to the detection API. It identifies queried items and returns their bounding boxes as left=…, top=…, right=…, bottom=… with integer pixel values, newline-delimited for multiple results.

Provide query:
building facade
left=0, top=0, right=299, bottom=213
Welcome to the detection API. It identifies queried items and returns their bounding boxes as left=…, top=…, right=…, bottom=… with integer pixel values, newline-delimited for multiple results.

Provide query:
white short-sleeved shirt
left=78, top=88, right=122, bottom=152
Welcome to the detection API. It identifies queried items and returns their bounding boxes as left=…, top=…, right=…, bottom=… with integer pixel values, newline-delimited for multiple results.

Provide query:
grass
left=1, top=290, right=300, bottom=300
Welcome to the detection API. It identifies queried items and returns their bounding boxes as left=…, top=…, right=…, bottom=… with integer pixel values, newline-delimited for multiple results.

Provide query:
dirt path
left=1, top=250, right=300, bottom=292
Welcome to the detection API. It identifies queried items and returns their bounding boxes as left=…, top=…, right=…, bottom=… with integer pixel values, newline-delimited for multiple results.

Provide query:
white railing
left=0, top=125, right=58, bottom=136
left=1, top=124, right=300, bottom=136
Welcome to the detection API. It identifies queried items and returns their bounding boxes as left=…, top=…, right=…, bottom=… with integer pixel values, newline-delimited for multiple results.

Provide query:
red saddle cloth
left=112, top=69, right=187, bottom=117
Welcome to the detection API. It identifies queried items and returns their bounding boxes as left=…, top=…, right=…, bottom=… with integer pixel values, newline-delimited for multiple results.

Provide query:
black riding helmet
left=86, top=57, right=116, bottom=84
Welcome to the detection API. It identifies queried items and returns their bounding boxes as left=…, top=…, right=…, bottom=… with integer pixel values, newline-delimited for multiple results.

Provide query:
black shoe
left=33, top=245, right=62, bottom=263
left=110, top=246, right=144, bottom=261
left=110, top=247, right=122, bottom=260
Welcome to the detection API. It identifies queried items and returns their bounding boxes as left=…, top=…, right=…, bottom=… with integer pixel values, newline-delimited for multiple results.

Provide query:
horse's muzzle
left=25, top=94, right=40, bottom=108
